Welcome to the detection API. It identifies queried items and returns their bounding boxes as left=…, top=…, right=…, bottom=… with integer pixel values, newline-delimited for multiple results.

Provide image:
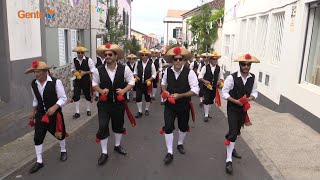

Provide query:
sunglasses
left=128, top=58, right=133, bottom=60
left=141, top=54, right=148, bottom=57
left=240, top=62, right=252, bottom=67
left=77, top=52, right=84, bottom=55
left=173, top=57, right=183, bottom=61
left=104, top=53, right=113, bottom=57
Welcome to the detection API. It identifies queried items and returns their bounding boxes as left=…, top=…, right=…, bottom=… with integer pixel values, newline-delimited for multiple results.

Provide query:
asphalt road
left=7, top=96, right=271, bottom=180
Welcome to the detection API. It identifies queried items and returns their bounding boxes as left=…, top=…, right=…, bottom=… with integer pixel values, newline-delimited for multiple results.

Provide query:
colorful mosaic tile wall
left=50, top=64, right=74, bottom=100
left=45, top=0, right=90, bottom=29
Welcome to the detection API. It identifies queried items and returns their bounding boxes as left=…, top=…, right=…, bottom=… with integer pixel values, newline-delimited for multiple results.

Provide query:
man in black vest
left=126, top=54, right=137, bottom=101
left=71, top=45, right=95, bottom=119
left=149, top=48, right=162, bottom=100
left=93, top=43, right=135, bottom=166
left=197, top=53, right=211, bottom=107
left=221, top=54, right=259, bottom=174
left=161, top=46, right=199, bottom=165
left=25, top=61, right=68, bottom=173
left=94, top=55, right=106, bottom=101
left=134, top=48, right=157, bottom=118
left=198, top=52, right=224, bottom=122
left=189, top=54, right=201, bottom=75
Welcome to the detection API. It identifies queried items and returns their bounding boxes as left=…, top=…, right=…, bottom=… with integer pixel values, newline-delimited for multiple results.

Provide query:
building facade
left=221, top=0, right=320, bottom=127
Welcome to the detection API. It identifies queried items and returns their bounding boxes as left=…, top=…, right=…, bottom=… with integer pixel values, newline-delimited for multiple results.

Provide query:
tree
left=187, top=2, right=224, bottom=54
left=124, top=35, right=141, bottom=54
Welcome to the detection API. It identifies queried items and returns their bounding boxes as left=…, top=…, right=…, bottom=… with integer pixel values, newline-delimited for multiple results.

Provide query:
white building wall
left=221, top=0, right=320, bottom=117
left=164, top=16, right=183, bottom=47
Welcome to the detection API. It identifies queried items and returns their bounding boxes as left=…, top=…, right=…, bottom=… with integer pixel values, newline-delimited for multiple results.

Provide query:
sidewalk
left=220, top=97, right=320, bottom=180
left=0, top=99, right=97, bottom=180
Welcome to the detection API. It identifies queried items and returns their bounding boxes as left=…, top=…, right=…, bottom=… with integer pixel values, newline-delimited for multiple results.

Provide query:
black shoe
left=163, top=153, right=173, bottom=165
left=135, top=112, right=143, bottom=118
left=177, top=145, right=186, bottom=154
left=87, top=111, right=91, bottom=116
left=29, top=162, right=44, bottom=174
left=160, top=102, right=164, bottom=105
left=60, top=152, right=67, bottom=161
left=208, top=114, right=212, bottom=118
left=98, top=153, right=108, bottom=166
left=95, top=96, right=99, bottom=101
left=114, top=145, right=127, bottom=155
left=204, top=117, right=209, bottom=122
left=199, top=102, right=203, bottom=107
left=226, top=161, right=233, bottom=174
left=145, top=110, right=149, bottom=116
left=151, top=97, right=156, bottom=100
left=72, top=113, right=80, bottom=119
left=232, top=149, right=242, bottom=159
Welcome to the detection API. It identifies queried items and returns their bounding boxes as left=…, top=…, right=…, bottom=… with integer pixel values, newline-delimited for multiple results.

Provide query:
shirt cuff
left=222, top=94, right=230, bottom=100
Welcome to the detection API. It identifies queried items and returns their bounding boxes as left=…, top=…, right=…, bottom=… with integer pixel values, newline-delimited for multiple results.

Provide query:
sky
left=131, top=0, right=204, bottom=37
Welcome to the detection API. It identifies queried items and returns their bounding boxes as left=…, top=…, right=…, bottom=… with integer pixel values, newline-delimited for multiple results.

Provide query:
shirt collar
left=77, top=56, right=86, bottom=61
left=36, top=75, right=52, bottom=85
left=170, top=65, right=184, bottom=73
left=105, top=63, right=118, bottom=71
left=237, top=71, right=252, bottom=79
left=210, top=63, right=216, bottom=68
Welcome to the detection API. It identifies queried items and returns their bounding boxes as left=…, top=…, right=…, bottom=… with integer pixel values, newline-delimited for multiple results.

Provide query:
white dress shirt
left=127, top=62, right=136, bottom=70
left=161, top=65, right=200, bottom=95
left=133, top=60, right=157, bottom=81
left=189, top=61, right=201, bottom=70
left=71, top=56, right=95, bottom=73
left=197, top=61, right=209, bottom=75
left=198, top=64, right=224, bottom=81
left=151, top=57, right=163, bottom=72
left=222, top=71, right=258, bottom=99
left=92, top=64, right=135, bottom=87
left=32, top=75, right=67, bottom=108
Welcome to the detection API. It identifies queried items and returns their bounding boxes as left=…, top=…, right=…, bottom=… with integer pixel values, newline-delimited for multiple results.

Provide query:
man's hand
left=171, top=93, right=182, bottom=100
left=116, top=88, right=126, bottom=95
left=135, top=76, right=140, bottom=81
left=79, top=70, right=86, bottom=77
left=203, top=80, right=211, bottom=85
left=101, top=88, right=109, bottom=95
left=46, top=104, right=59, bottom=116
left=234, top=100, right=243, bottom=106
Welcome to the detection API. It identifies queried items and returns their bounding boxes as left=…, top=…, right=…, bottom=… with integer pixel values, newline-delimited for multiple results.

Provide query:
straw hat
left=96, top=43, right=124, bottom=59
left=234, top=53, right=260, bottom=63
left=164, top=46, right=192, bottom=63
left=211, top=52, right=221, bottom=58
left=127, top=54, right=137, bottom=59
left=24, top=60, right=52, bottom=74
left=150, top=48, right=161, bottom=54
left=200, top=52, right=212, bottom=58
left=72, top=43, right=88, bottom=53
left=137, top=48, right=151, bottom=56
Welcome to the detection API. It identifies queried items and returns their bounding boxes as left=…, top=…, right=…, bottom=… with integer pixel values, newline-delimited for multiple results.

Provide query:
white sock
left=152, top=88, right=157, bottom=97
left=204, top=105, right=209, bottom=117
left=137, top=102, right=142, bottom=113
left=226, top=142, right=235, bottom=162
left=165, top=133, right=173, bottom=154
left=35, top=144, right=43, bottom=163
left=161, top=97, right=164, bottom=102
left=75, top=101, right=80, bottom=113
left=200, top=97, right=203, bottom=102
left=95, top=91, right=99, bottom=97
left=115, top=133, right=122, bottom=147
left=59, top=139, right=66, bottom=152
left=178, top=130, right=186, bottom=145
left=86, top=101, right=91, bottom=111
left=100, top=138, right=108, bottom=154
left=145, top=102, right=150, bottom=111
left=127, top=92, right=130, bottom=99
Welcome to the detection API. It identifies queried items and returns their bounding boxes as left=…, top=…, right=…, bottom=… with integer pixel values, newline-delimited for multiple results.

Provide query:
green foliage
left=187, top=2, right=224, bottom=54
left=124, top=35, right=141, bottom=55
left=167, top=43, right=180, bottom=51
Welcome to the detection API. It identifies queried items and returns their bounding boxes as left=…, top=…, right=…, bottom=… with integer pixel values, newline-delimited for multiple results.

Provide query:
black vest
left=193, top=61, right=200, bottom=70
left=166, top=66, right=191, bottom=104
left=203, top=64, right=220, bottom=86
left=74, top=57, right=90, bottom=82
left=137, top=60, right=152, bottom=84
left=96, top=57, right=104, bottom=68
left=98, top=64, right=127, bottom=103
left=31, top=77, right=62, bottom=118
left=227, top=72, right=255, bottom=110
left=152, top=58, right=160, bottom=71
left=126, top=61, right=135, bottom=72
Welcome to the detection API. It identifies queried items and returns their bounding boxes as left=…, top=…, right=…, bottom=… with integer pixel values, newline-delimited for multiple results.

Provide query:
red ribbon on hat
left=105, top=43, right=111, bottom=49
left=32, top=60, right=39, bottom=68
left=245, top=54, right=252, bottom=59
left=173, top=47, right=181, bottom=55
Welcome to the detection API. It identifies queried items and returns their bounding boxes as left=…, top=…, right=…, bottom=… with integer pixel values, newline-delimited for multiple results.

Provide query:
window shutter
left=58, top=28, right=66, bottom=66
left=71, top=30, right=77, bottom=60
left=173, top=29, right=177, bottom=38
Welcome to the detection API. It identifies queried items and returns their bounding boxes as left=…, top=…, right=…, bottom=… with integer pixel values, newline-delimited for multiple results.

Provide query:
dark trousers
left=199, top=83, right=204, bottom=98
left=225, top=107, right=246, bottom=142
left=152, top=74, right=159, bottom=88
left=203, top=88, right=215, bottom=105
left=136, top=84, right=151, bottom=102
left=72, top=79, right=91, bottom=102
left=163, top=103, right=190, bottom=134
left=34, top=112, right=66, bottom=145
left=96, top=101, right=126, bottom=139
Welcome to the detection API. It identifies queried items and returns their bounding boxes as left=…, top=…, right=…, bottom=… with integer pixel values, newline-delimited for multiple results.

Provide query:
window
left=269, top=12, right=285, bottom=65
left=256, top=15, right=269, bottom=58
left=303, top=3, right=320, bottom=86
left=259, top=72, right=263, bottom=82
left=224, top=34, right=230, bottom=56
left=173, top=28, right=182, bottom=38
left=247, top=18, right=256, bottom=53
left=239, top=19, right=247, bottom=53
left=265, top=74, right=270, bottom=86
